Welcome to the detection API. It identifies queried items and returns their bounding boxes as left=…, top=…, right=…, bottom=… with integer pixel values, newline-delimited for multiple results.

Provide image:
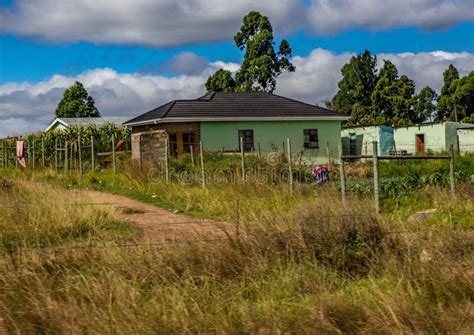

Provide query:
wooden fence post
left=78, top=134, right=82, bottom=175
left=41, top=136, right=45, bottom=168
left=64, top=140, right=68, bottom=173
left=32, top=140, right=35, bottom=169
left=287, top=138, right=293, bottom=194
left=90, top=135, right=95, bottom=171
left=164, top=137, right=170, bottom=183
left=339, top=143, right=346, bottom=205
left=1, top=140, right=4, bottom=169
left=257, top=142, right=261, bottom=158
left=199, top=140, right=206, bottom=188
left=373, top=141, right=380, bottom=214
left=326, top=141, right=331, bottom=165
left=111, top=133, right=116, bottom=173
left=240, top=137, right=245, bottom=182
left=55, top=139, right=58, bottom=172
left=449, top=144, right=455, bottom=195
left=190, top=145, right=195, bottom=166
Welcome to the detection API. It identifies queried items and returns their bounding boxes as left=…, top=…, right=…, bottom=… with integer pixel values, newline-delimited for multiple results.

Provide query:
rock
left=420, top=249, right=432, bottom=263
left=407, top=208, right=437, bottom=224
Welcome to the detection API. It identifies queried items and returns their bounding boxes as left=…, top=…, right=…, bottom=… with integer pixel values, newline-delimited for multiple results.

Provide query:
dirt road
left=71, top=189, right=229, bottom=242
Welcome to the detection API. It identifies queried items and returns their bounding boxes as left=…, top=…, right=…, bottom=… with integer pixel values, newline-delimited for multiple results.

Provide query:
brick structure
left=131, top=129, right=169, bottom=164
left=132, top=122, right=200, bottom=157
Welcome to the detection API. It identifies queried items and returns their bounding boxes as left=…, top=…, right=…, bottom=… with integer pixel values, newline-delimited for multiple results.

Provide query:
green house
left=45, top=117, right=129, bottom=132
left=124, top=92, right=348, bottom=163
left=341, top=125, right=394, bottom=156
left=393, top=121, right=474, bottom=154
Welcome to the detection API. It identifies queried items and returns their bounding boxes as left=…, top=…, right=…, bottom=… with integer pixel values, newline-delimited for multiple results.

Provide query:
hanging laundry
left=16, top=140, right=27, bottom=168
left=312, top=164, right=329, bottom=184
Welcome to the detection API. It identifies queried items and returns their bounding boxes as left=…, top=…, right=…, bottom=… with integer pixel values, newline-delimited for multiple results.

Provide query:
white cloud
left=0, top=0, right=301, bottom=47
left=1, top=1, right=472, bottom=47
left=306, top=0, right=474, bottom=34
left=1, top=49, right=473, bottom=137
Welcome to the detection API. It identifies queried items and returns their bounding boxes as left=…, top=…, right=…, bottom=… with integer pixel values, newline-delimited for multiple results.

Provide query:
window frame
left=303, top=128, right=319, bottom=149
left=238, top=129, right=254, bottom=152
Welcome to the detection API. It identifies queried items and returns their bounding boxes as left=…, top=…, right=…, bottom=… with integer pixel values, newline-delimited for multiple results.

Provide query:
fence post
left=27, top=140, right=30, bottom=169
left=449, top=144, right=455, bottom=195
left=64, top=140, right=68, bottom=173
left=1, top=140, right=4, bottom=169
left=41, top=136, right=45, bottom=168
left=199, top=140, right=206, bottom=188
left=55, top=139, right=58, bottom=172
left=32, top=140, right=36, bottom=169
left=78, top=134, right=82, bottom=175
left=111, top=133, right=116, bottom=173
left=287, top=138, right=293, bottom=194
left=90, top=135, right=95, bottom=171
left=257, top=142, right=261, bottom=158
left=339, top=143, right=346, bottom=205
left=326, top=141, right=331, bottom=165
left=164, top=137, right=169, bottom=183
left=190, top=145, right=195, bottom=166
left=373, top=141, right=380, bottom=214
left=240, top=137, right=245, bottom=182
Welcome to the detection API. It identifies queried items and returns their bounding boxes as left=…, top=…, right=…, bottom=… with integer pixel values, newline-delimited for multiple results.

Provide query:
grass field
left=0, top=158, right=473, bottom=333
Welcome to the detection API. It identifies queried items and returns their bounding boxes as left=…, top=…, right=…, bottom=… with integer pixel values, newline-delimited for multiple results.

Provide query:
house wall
left=378, top=126, right=395, bottom=156
left=131, top=130, right=168, bottom=163
left=341, top=126, right=379, bottom=156
left=200, top=120, right=342, bottom=163
left=394, top=123, right=447, bottom=154
left=457, top=128, right=474, bottom=155
left=131, top=122, right=200, bottom=156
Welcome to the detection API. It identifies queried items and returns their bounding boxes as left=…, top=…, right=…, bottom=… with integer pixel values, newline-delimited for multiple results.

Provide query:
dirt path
left=70, top=189, right=230, bottom=242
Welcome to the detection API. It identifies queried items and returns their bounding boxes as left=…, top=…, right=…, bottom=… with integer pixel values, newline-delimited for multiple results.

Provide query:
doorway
left=416, top=134, right=425, bottom=154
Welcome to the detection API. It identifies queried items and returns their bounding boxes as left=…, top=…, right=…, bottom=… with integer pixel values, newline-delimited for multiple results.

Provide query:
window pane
left=303, top=129, right=318, bottom=148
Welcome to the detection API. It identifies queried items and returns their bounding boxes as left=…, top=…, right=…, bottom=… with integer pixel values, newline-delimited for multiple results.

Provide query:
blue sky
left=0, top=0, right=473, bottom=136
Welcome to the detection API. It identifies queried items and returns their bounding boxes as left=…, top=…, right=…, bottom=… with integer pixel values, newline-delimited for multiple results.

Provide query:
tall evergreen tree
left=451, top=71, right=474, bottom=122
left=371, top=61, right=415, bottom=126
left=205, top=69, right=236, bottom=92
left=332, top=50, right=378, bottom=117
left=56, top=81, right=100, bottom=118
left=436, top=64, right=460, bottom=120
left=414, top=86, right=437, bottom=123
left=206, top=11, right=295, bottom=93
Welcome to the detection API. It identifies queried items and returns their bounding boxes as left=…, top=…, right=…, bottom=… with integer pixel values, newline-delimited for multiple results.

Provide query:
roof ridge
left=161, top=100, right=176, bottom=118
left=269, top=92, right=334, bottom=112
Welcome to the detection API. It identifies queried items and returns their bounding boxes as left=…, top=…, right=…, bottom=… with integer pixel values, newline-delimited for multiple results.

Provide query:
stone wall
left=131, top=129, right=169, bottom=164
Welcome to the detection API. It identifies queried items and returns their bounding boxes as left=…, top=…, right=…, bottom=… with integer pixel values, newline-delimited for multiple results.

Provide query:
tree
left=371, top=61, right=416, bottom=126
left=436, top=64, right=460, bottom=120
left=56, top=81, right=100, bottom=118
left=205, top=69, right=236, bottom=92
left=414, top=86, right=437, bottom=123
left=332, top=50, right=378, bottom=118
left=206, top=11, right=295, bottom=93
left=451, top=71, right=474, bottom=122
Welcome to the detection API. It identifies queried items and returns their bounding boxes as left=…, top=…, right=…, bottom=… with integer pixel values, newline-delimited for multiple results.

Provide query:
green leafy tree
left=436, top=64, right=460, bottom=120
left=56, top=81, right=100, bottom=118
left=414, top=86, right=437, bottom=123
left=206, top=11, right=295, bottom=93
left=332, top=50, right=378, bottom=117
left=371, top=61, right=416, bottom=126
left=451, top=71, right=474, bottom=122
left=205, top=69, right=236, bottom=92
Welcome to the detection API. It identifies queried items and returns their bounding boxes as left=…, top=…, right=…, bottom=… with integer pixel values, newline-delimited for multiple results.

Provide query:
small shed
left=457, top=127, right=474, bottom=155
left=341, top=125, right=394, bottom=156
left=393, top=121, right=474, bottom=154
left=45, top=117, right=130, bottom=132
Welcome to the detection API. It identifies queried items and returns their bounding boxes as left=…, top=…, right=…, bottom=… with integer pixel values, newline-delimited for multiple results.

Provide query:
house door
left=416, top=134, right=425, bottom=154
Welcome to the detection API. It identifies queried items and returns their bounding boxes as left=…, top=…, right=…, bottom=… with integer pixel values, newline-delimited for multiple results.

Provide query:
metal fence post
left=287, top=138, right=293, bottom=194
left=240, top=137, right=245, bottom=182
left=449, top=144, right=455, bottom=195
left=199, top=140, right=206, bottom=188
left=373, top=141, right=380, bottom=214
left=339, top=143, right=346, bottom=205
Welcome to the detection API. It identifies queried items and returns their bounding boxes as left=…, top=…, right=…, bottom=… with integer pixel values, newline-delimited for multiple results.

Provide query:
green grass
left=0, top=160, right=473, bottom=333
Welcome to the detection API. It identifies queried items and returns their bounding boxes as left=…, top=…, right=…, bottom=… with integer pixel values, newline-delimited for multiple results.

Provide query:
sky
left=0, top=0, right=474, bottom=137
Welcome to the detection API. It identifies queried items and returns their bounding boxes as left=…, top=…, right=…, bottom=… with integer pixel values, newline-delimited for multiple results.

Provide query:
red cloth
left=16, top=141, right=27, bottom=168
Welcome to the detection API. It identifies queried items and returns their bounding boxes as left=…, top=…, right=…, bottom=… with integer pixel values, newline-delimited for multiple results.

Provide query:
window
left=303, top=129, right=319, bottom=148
left=169, top=134, right=178, bottom=157
left=182, top=132, right=195, bottom=153
left=238, top=130, right=254, bottom=152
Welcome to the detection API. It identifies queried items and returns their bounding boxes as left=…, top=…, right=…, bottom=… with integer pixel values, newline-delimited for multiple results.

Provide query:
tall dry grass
left=0, top=177, right=473, bottom=333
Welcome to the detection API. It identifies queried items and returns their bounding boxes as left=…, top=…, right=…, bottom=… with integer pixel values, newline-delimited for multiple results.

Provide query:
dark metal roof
left=124, top=92, right=346, bottom=125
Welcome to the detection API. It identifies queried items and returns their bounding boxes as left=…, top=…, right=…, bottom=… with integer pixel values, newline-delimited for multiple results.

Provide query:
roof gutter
left=124, top=115, right=349, bottom=127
